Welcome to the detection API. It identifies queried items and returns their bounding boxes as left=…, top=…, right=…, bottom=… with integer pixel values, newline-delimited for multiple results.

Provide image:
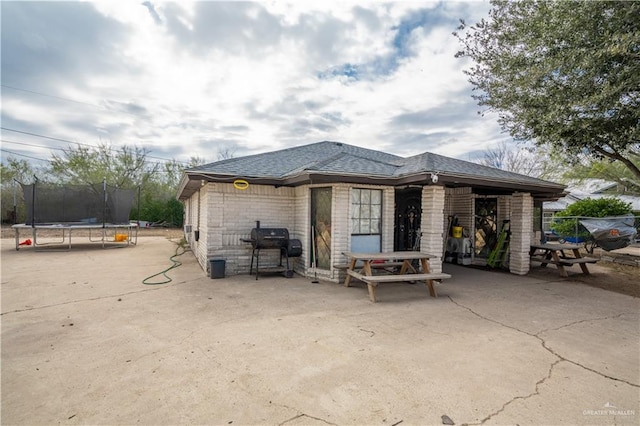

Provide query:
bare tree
left=475, top=141, right=564, bottom=180
left=217, top=147, right=237, bottom=161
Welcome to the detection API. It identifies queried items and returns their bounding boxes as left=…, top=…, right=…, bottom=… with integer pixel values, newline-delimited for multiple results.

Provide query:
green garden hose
left=142, top=242, right=190, bottom=285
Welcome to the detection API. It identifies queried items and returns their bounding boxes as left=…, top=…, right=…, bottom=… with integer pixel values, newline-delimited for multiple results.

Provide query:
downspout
left=195, top=180, right=203, bottom=241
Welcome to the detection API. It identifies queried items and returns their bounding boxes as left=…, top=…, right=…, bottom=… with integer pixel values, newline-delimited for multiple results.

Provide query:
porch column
left=510, top=192, right=533, bottom=275
left=421, top=185, right=446, bottom=273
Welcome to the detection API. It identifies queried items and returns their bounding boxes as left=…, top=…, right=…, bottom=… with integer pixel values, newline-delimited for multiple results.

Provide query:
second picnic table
left=529, top=243, right=598, bottom=277
left=342, top=251, right=451, bottom=302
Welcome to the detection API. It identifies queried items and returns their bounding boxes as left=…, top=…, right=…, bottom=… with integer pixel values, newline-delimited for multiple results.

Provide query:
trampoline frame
left=13, top=222, right=139, bottom=251
left=12, top=179, right=141, bottom=251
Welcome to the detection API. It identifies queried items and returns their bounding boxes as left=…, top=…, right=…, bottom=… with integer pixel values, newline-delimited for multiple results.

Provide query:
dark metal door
left=394, top=188, right=422, bottom=251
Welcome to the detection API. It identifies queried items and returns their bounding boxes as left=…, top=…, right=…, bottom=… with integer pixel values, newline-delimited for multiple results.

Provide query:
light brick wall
left=381, top=187, right=395, bottom=253
left=509, top=192, right=533, bottom=275
left=497, top=196, right=511, bottom=226
left=185, top=183, right=296, bottom=275
left=331, top=184, right=351, bottom=281
left=444, top=187, right=473, bottom=236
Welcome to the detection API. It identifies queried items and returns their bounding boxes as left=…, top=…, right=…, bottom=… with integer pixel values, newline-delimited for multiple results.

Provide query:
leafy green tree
left=0, top=157, right=38, bottom=223
left=136, top=156, right=205, bottom=226
left=455, top=1, right=640, bottom=180
left=47, top=143, right=196, bottom=226
left=49, top=143, right=156, bottom=188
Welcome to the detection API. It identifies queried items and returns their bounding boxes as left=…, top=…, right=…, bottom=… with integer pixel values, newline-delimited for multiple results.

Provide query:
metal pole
left=12, top=179, right=18, bottom=225
left=31, top=176, right=38, bottom=227
left=311, top=225, right=319, bottom=283
left=137, top=185, right=141, bottom=226
left=103, top=179, right=107, bottom=228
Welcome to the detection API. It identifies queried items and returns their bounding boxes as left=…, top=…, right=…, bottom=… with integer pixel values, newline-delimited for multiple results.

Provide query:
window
left=542, top=211, right=555, bottom=232
left=351, top=188, right=381, bottom=235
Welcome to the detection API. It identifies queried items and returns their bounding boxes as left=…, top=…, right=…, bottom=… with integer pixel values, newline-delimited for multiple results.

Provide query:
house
left=177, top=141, right=565, bottom=281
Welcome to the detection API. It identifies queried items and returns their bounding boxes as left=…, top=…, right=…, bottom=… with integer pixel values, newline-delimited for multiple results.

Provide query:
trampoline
left=12, top=180, right=139, bottom=251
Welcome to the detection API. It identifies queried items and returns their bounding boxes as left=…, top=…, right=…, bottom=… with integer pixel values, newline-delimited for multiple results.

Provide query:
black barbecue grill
left=250, top=227, right=289, bottom=249
left=242, top=223, right=302, bottom=279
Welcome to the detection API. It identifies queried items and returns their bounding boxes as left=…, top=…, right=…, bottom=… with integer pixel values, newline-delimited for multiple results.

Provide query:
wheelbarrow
left=579, top=216, right=638, bottom=252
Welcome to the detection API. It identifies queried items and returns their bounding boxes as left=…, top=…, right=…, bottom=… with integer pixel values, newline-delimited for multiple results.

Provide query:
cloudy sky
left=1, top=0, right=508, bottom=167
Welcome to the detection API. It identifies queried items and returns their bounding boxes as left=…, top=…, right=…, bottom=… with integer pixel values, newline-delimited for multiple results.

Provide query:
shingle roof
left=179, top=141, right=565, bottom=199
left=397, top=151, right=555, bottom=186
left=190, top=141, right=403, bottom=178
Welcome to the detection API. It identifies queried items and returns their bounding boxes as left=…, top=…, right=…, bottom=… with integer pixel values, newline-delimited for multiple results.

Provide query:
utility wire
left=2, top=84, right=104, bottom=108
left=1, top=127, right=190, bottom=165
left=1, top=84, right=143, bottom=117
left=1, top=142, right=187, bottom=173
left=0, top=148, right=50, bottom=163
left=2, top=139, right=67, bottom=152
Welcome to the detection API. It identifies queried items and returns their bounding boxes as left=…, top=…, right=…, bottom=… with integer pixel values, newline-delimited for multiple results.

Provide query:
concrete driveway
left=1, top=237, right=638, bottom=425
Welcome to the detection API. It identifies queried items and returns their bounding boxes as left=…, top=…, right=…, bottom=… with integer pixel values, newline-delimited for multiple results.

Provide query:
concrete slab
left=2, top=237, right=638, bottom=425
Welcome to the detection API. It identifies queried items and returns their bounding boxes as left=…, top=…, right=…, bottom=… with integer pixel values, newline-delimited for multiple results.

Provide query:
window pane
left=360, top=220, right=371, bottom=234
left=351, top=189, right=361, bottom=204
left=371, top=219, right=380, bottom=233
left=352, top=218, right=359, bottom=233
left=361, top=190, right=370, bottom=204
left=371, top=190, right=381, bottom=204
left=361, top=205, right=370, bottom=219
left=352, top=205, right=361, bottom=220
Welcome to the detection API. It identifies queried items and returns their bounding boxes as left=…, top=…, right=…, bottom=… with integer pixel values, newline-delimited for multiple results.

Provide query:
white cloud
left=1, top=0, right=506, bottom=166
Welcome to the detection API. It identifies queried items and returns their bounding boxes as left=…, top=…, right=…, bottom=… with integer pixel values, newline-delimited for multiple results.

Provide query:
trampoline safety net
left=21, top=182, right=137, bottom=225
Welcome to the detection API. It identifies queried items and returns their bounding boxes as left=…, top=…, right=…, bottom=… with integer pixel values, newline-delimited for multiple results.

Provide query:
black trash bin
left=209, top=259, right=226, bottom=279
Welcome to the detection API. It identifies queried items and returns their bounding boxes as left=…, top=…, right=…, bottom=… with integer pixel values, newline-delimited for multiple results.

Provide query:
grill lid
left=250, top=228, right=289, bottom=248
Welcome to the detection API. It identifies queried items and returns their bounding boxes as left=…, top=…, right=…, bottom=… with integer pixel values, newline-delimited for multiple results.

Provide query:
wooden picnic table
left=529, top=243, right=598, bottom=277
left=342, top=251, right=451, bottom=303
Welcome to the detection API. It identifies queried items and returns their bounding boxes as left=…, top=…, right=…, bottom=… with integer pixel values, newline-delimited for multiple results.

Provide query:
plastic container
left=452, top=226, right=463, bottom=238
left=209, top=259, right=226, bottom=279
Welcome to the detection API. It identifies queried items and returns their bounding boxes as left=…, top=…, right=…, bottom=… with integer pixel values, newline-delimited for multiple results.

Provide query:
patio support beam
left=421, top=185, right=446, bottom=273
left=510, top=192, right=533, bottom=275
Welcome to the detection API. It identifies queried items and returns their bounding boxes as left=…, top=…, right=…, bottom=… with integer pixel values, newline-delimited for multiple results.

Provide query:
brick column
left=421, top=186, right=446, bottom=273
left=509, top=192, right=533, bottom=275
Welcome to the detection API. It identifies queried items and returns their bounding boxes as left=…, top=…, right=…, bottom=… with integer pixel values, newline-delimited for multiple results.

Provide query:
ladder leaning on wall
left=487, top=220, right=510, bottom=268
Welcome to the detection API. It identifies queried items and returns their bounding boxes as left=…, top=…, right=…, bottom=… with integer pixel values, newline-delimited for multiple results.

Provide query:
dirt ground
left=2, top=226, right=638, bottom=298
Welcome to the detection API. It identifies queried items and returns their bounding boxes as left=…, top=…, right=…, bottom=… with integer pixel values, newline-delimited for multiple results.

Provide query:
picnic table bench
left=342, top=251, right=451, bottom=302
